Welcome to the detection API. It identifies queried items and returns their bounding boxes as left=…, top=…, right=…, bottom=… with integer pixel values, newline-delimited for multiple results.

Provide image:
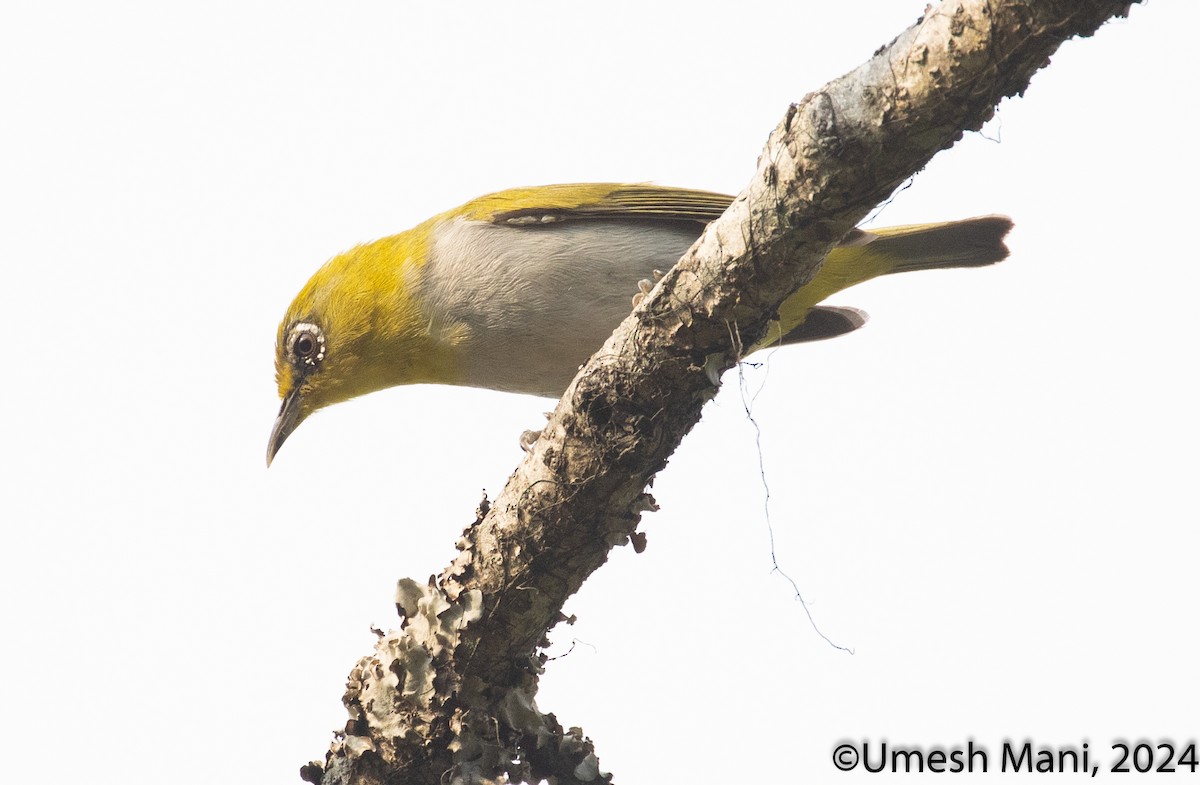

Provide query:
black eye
left=287, top=323, right=325, bottom=367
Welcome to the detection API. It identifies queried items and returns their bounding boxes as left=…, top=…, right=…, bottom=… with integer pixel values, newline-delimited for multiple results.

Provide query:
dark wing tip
left=777, top=305, right=870, bottom=345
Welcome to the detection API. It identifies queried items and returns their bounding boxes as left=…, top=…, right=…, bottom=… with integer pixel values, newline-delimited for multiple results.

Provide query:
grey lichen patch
left=323, top=580, right=485, bottom=781
left=497, top=683, right=555, bottom=748
left=324, top=576, right=610, bottom=784
left=356, top=632, right=430, bottom=736
left=395, top=577, right=484, bottom=652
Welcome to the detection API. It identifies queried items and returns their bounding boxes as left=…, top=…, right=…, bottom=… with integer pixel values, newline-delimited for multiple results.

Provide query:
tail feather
left=868, top=215, right=1014, bottom=273
left=761, top=215, right=1014, bottom=351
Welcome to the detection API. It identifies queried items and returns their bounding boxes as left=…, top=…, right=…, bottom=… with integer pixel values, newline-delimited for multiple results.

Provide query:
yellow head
left=267, top=229, right=448, bottom=465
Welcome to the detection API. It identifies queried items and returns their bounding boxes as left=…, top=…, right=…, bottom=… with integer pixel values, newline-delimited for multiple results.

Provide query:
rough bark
left=303, top=2, right=1139, bottom=783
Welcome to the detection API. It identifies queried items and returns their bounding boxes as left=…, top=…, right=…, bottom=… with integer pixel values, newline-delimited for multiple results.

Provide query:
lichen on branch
left=306, top=3, right=1141, bottom=783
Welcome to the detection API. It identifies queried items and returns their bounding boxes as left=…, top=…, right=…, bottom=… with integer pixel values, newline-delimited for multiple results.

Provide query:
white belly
left=420, top=217, right=701, bottom=396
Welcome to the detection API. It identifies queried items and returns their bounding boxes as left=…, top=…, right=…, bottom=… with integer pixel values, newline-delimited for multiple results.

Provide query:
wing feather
left=459, top=183, right=736, bottom=225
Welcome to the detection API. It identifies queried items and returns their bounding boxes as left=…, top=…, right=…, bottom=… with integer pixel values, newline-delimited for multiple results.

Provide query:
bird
left=268, top=183, right=1012, bottom=465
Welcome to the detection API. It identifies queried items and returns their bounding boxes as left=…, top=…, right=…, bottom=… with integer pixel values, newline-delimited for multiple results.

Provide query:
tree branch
left=304, top=2, right=1139, bottom=783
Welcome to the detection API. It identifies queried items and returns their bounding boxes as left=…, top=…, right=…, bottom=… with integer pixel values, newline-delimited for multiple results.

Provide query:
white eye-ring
left=288, top=322, right=326, bottom=367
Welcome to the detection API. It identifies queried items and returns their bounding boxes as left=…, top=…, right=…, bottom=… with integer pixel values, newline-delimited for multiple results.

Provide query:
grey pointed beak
left=267, top=388, right=304, bottom=467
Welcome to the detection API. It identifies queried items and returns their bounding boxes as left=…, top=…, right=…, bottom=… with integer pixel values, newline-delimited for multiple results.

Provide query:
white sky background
left=2, top=2, right=1197, bottom=782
